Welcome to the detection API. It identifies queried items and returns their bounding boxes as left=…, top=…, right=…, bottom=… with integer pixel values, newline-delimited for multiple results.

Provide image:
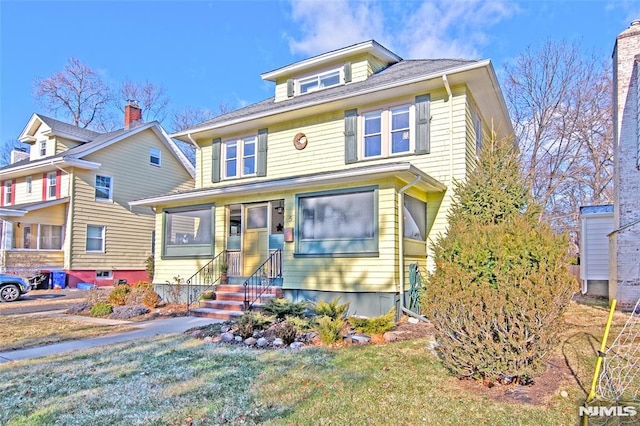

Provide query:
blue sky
left=1, top=0, right=639, bottom=145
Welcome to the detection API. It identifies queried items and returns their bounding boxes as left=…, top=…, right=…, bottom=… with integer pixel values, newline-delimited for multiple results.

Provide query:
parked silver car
left=0, top=274, right=30, bottom=302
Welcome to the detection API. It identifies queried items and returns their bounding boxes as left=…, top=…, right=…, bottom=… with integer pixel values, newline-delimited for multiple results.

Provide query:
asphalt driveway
left=0, top=288, right=89, bottom=315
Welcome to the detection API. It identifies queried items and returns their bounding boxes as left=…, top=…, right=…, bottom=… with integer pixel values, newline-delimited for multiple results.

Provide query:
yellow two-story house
left=0, top=104, right=194, bottom=287
left=131, top=40, right=513, bottom=317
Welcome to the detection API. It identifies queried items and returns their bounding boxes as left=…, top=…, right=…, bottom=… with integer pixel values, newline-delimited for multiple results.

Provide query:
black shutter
left=344, top=109, right=358, bottom=164
left=257, top=128, right=268, bottom=177
left=212, top=138, right=221, bottom=183
left=344, top=62, right=352, bottom=83
left=287, top=79, right=294, bottom=97
left=415, top=94, right=430, bottom=154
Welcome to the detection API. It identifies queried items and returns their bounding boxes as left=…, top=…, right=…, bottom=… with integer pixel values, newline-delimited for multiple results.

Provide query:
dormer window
left=298, top=69, right=342, bottom=94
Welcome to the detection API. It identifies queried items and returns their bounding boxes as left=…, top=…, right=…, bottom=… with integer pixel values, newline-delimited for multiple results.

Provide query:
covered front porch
left=0, top=199, right=68, bottom=276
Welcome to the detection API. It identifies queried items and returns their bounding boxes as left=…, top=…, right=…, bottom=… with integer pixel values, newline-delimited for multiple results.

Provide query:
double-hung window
left=95, top=175, right=112, bottom=201
left=361, top=104, right=412, bottom=159
left=224, top=137, right=256, bottom=179
left=86, top=225, right=105, bottom=252
left=3, top=181, right=12, bottom=205
left=39, top=140, right=47, bottom=157
left=46, top=172, right=57, bottom=199
left=26, top=176, right=32, bottom=194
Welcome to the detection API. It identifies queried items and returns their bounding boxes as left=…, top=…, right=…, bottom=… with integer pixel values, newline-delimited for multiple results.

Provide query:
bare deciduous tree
left=0, top=139, right=30, bottom=167
left=33, top=57, right=111, bottom=129
left=118, top=79, right=170, bottom=123
left=503, top=40, right=613, bottom=233
left=169, top=103, right=232, bottom=133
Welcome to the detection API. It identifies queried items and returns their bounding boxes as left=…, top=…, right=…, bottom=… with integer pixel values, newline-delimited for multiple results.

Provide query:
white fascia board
left=43, top=129, right=92, bottom=143
left=0, top=208, right=27, bottom=217
left=173, top=60, right=496, bottom=142
left=261, top=40, right=401, bottom=82
left=17, top=113, right=43, bottom=143
left=129, top=162, right=446, bottom=207
left=0, top=157, right=101, bottom=180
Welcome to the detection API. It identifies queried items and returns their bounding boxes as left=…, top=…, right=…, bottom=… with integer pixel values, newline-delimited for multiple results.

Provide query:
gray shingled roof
left=62, top=121, right=148, bottom=158
left=37, top=115, right=100, bottom=141
left=184, top=59, right=477, bottom=132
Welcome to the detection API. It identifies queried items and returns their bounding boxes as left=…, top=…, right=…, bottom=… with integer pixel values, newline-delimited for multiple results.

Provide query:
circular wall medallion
left=293, top=132, right=308, bottom=150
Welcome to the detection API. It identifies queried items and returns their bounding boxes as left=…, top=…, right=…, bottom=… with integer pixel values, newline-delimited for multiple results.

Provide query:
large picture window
left=404, top=195, right=427, bottom=241
left=296, top=188, right=378, bottom=256
left=163, top=206, right=214, bottom=257
left=40, top=224, right=63, bottom=250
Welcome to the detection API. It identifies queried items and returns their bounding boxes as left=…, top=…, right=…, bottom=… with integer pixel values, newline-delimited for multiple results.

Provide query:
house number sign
left=293, top=132, right=308, bottom=150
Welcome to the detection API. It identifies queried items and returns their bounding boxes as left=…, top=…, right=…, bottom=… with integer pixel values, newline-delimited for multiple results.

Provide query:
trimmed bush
left=314, top=316, right=345, bottom=345
left=90, top=302, right=113, bottom=317
left=422, top=134, right=575, bottom=384
left=284, top=315, right=313, bottom=332
left=235, top=312, right=274, bottom=339
left=261, top=298, right=307, bottom=320
left=310, top=297, right=349, bottom=320
left=275, top=321, right=298, bottom=345
left=349, top=308, right=396, bottom=334
left=108, top=284, right=130, bottom=306
left=125, top=282, right=160, bottom=308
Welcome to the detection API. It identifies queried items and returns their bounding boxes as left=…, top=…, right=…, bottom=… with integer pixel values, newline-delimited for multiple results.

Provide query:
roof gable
left=18, top=113, right=99, bottom=143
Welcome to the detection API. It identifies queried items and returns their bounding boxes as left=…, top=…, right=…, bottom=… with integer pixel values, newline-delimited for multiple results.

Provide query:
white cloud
left=287, top=0, right=518, bottom=59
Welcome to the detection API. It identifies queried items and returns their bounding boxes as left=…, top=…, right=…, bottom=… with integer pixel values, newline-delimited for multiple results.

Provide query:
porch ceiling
left=130, top=162, right=446, bottom=207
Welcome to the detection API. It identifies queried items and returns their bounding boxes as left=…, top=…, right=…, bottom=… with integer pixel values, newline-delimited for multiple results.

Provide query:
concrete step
left=190, top=308, right=244, bottom=321
left=215, top=292, right=279, bottom=303
left=200, top=300, right=245, bottom=311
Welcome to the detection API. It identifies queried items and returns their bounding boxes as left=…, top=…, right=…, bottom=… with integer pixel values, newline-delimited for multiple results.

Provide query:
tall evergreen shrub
left=421, top=133, right=576, bottom=383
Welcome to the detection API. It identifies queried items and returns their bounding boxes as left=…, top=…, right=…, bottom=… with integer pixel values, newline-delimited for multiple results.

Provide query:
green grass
left=0, top=301, right=630, bottom=425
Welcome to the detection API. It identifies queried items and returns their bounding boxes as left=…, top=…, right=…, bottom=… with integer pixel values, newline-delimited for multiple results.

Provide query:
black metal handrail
left=243, top=249, right=282, bottom=311
left=186, top=250, right=226, bottom=313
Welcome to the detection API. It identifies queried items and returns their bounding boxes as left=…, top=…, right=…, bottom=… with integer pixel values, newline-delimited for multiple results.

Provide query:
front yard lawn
left=0, top=315, right=134, bottom=352
left=0, top=300, right=630, bottom=425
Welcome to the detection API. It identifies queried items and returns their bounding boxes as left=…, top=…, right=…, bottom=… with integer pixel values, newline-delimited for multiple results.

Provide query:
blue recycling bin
left=51, top=270, right=66, bottom=289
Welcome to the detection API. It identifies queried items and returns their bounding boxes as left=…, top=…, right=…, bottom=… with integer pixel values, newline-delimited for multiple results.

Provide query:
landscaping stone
left=221, top=325, right=231, bottom=333
left=273, top=338, right=284, bottom=347
left=256, top=337, right=268, bottom=347
left=235, top=336, right=243, bottom=342
left=190, top=330, right=203, bottom=338
left=244, top=337, right=257, bottom=346
left=290, top=341, right=305, bottom=350
left=203, top=336, right=214, bottom=343
left=348, top=334, right=371, bottom=344
left=408, top=317, right=420, bottom=324
left=221, top=332, right=235, bottom=342
left=425, top=339, right=438, bottom=351
left=383, top=331, right=400, bottom=342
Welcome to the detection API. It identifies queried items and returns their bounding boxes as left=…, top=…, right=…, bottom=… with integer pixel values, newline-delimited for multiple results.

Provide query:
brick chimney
left=124, top=101, right=142, bottom=127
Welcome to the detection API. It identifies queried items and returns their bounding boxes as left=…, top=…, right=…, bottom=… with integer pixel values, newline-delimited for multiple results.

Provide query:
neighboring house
left=130, top=40, right=513, bottom=317
left=580, top=205, right=614, bottom=297
left=610, top=20, right=640, bottom=310
left=0, top=103, right=195, bottom=287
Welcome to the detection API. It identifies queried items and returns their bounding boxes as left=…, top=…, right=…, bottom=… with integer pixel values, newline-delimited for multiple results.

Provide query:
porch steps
left=189, top=282, right=284, bottom=321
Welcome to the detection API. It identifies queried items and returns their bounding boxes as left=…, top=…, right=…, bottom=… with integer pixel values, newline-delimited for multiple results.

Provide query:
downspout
left=398, top=176, right=428, bottom=322
left=186, top=133, right=201, bottom=188
left=442, top=74, right=454, bottom=184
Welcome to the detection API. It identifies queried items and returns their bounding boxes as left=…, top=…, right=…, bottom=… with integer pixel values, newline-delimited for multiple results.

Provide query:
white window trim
left=96, top=270, right=112, bottom=279
left=222, top=136, right=257, bottom=180
left=39, top=140, right=47, bottom=157
left=26, top=176, right=32, bottom=194
left=296, top=66, right=343, bottom=95
left=94, top=175, right=113, bottom=202
left=86, top=225, right=105, bottom=253
left=4, top=181, right=12, bottom=205
left=150, top=147, right=161, bottom=167
left=46, top=172, right=57, bottom=200
left=359, top=102, right=414, bottom=160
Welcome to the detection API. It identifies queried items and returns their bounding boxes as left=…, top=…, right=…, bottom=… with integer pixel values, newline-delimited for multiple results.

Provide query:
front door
left=243, top=204, right=269, bottom=276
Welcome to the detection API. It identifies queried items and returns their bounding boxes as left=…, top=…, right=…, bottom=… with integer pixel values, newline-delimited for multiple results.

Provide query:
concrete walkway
left=0, top=316, right=219, bottom=364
